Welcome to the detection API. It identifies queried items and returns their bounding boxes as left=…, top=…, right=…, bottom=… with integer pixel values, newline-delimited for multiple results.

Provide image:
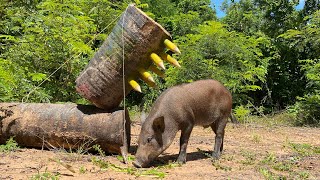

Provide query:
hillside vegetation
left=0, top=0, right=319, bottom=126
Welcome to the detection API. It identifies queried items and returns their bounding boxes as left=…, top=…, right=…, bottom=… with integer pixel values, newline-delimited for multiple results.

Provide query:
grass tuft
left=285, top=141, right=320, bottom=156
left=0, top=137, right=19, bottom=152
left=31, top=168, right=60, bottom=180
left=240, top=150, right=256, bottom=165
left=91, top=156, right=167, bottom=178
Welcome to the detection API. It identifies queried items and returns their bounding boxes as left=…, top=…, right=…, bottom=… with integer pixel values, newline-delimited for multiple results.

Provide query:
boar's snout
left=133, top=159, right=150, bottom=168
left=132, top=160, right=142, bottom=168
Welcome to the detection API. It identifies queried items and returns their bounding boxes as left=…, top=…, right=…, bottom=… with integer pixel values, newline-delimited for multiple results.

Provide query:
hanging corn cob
left=164, top=39, right=181, bottom=54
left=150, top=53, right=166, bottom=70
left=128, top=79, right=142, bottom=93
left=149, top=64, right=165, bottom=78
left=138, top=68, right=155, bottom=83
left=160, top=52, right=181, bottom=68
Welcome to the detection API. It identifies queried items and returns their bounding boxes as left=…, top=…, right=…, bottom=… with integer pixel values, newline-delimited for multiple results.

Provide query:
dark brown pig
left=133, top=79, right=233, bottom=168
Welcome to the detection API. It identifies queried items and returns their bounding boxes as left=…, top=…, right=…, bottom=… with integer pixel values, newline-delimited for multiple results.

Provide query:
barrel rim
left=129, top=4, right=172, bottom=39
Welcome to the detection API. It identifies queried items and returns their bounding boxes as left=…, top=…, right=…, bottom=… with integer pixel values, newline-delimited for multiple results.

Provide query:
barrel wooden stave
left=76, top=5, right=171, bottom=110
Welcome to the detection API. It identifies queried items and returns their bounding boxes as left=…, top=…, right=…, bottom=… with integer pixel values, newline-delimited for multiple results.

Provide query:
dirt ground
left=1, top=122, right=320, bottom=180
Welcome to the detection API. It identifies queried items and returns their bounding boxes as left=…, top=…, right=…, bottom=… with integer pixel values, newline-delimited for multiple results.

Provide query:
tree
left=222, top=0, right=311, bottom=111
left=0, top=0, right=126, bottom=102
left=165, top=21, right=271, bottom=105
left=280, top=10, right=320, bottom=126
left=139, top=0, right=216, bottom=37
left=222, top=0, right=263, bottom=35
left=301, top=0, right=320, bottom=17
left=254, top=0, right=300, bottom=37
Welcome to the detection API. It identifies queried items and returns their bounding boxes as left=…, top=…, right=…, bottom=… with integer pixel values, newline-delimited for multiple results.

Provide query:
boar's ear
left=152, top=116, right=165, bottom=133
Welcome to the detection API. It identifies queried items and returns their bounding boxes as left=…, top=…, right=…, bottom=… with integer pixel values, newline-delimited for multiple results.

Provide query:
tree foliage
left=0, top=0, right=319, bottom=126
left=0, top=0, right=125, bottom=102
left=165, top=21, right=271, bottom=105
left=281, top=10, right=320, bottom=126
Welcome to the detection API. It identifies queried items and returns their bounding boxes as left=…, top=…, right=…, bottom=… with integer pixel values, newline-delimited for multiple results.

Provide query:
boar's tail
left=229, top=112, right=239, bottom=124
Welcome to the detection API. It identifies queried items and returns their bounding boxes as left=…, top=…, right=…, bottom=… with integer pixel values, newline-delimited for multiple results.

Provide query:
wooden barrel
left=75, top=4, right=171, bottom=110
left=0, top=103, right=130, bottom=156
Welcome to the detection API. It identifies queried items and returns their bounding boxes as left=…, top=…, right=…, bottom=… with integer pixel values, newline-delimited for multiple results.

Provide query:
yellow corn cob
left=128, top=79, right=141, bottom=93
left=138, top=68, right=155, bottom=83
left=160, top=52, right=181, bottom=68
left=150, top=53, right=165, bottom=70
left=164, top=39, right=181, bottom=54
left=141, top=76, right=156, bottom=87
left=149, top=64, right=165, bottom=78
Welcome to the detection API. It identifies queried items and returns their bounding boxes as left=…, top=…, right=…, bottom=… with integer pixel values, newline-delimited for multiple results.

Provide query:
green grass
left=91, top=156, right=167, bottom=178
left=212, top=160, right=232, bottom=171
left=158, top=161, right=181, bottom=169
left=259, top=167, right=287, bottom=180
left=272, top=161, right=292, bottom=172
left=48, top=158, right=75, bottom=173
left=236, top=111, right=295, bottom=127
left=128, top=105, right=142, bottom=122
left=260, top=153, right=293, bottom=172
left=287, top=142, right=320, bottom=156
left=257, top=150, right=318, bottom=180
left=282, top=140, right=320, bottom=156
left=46, top=142, right=172, bottom=179
left=31, top=168, right=60, bottom=180
left=260, top=152, right=277, bottom=164
left=296, top=171, right=310, bottom=179
left=92, top=144, right=106, bottom=157
left=196, top=148, right=232, bottom=171
left=240, top=150, right=256, bottom=165
left=79, top=166, right=86, bottom=174
left=259, top=167, right=310, bottom=180
left=117, top=154, right=135, bottom=162
left=259, top=167, right=274, bottom=180
left=0, top=137, right=19, bottom=152
left=251, top=133, right=262, bottom=143
left=137, top=168, right=166, bottom=178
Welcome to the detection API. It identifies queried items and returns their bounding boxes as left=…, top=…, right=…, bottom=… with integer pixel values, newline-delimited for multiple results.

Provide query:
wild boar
left=133, top=79, right=233, bottom=168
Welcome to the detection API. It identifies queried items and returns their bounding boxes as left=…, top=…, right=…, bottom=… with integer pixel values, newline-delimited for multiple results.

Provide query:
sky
left=210, top=0, right=226, bottom=18
left=211, top=0, right=306, bottom=18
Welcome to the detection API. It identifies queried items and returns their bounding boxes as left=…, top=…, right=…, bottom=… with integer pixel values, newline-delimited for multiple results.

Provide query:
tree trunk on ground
left=0, top=103, right=130, bottom=156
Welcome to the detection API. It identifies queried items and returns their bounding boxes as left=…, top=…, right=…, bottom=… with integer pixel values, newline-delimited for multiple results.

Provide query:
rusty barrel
left=0, top=103, right=130, bottom=156
left=75, top=4, right=171, bottom=110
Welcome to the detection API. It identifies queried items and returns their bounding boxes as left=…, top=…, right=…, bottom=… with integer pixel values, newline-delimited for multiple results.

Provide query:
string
left=121, top=4, right=130, bottom=164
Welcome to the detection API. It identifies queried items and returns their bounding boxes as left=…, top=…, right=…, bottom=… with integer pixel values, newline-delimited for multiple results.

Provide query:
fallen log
left=0, top=103, right=130, bottom=156
left=75, top=4, right=172, bottom=110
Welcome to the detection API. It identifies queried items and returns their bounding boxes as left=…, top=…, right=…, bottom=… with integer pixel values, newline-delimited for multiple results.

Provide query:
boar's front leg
left=177, top=123, right=193, bottom=164
left=211, top=118, right=227, bottom=159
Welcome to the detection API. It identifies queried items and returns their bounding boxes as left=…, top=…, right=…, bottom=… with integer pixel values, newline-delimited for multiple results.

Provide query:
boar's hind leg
left=211, top=118, right=227, bottom=159
left=177, top=123, right=193, bottom=164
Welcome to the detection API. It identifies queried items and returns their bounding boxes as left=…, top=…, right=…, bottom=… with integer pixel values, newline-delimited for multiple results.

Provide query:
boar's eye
left=147, top=136, right=153, bottom=143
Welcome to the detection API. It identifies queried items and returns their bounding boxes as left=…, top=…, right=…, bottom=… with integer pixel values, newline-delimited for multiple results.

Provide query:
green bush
left=0, top=137, right=20, bottom=152
left=291, top=93, right=320, bottom=127
left=292, top=57, right=320, bottom=126
left=234, top=105, right=251, bottom=123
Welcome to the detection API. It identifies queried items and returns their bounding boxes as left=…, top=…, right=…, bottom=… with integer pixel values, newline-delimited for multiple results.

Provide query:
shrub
left=291, top=93, right=320, bottom=127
